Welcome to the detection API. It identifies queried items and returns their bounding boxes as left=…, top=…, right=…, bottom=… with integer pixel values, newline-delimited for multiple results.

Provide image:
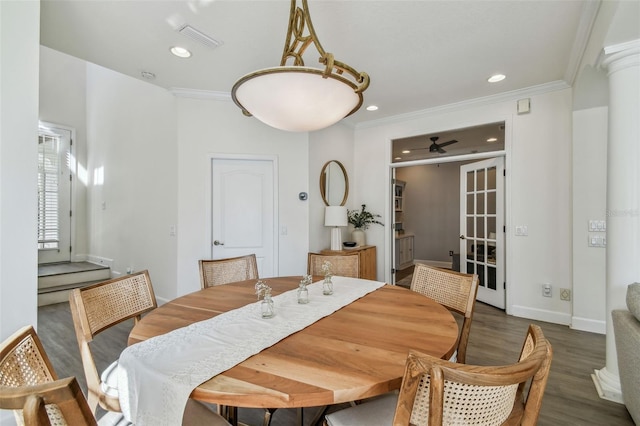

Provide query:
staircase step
left=37, top=279, right=108, bottom=307
left=38, top=262, right=110, bottom=290
left=37, top=262, right=111, bottom=306
left=38, top=279, right=107, bottom=295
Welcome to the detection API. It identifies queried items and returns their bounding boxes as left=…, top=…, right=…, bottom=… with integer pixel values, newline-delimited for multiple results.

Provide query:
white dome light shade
left=232, top=67, right=362, bottom=132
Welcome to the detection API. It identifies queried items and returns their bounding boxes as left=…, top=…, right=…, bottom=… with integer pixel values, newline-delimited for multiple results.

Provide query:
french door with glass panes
left=460, top=157, right=504, bottom=308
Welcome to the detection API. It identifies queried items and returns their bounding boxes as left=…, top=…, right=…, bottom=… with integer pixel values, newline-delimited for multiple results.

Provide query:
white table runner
left=117, top=277, right=385, bottom=426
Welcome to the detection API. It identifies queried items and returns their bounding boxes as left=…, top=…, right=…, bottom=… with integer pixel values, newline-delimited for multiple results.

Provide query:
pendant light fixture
left=231, top=0, right=370, bottom=132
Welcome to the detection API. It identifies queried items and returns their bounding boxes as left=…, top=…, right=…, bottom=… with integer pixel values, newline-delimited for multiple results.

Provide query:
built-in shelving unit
left=394, top=179, right=405, bottom=234
left=394, top=180, right=404, bottom=211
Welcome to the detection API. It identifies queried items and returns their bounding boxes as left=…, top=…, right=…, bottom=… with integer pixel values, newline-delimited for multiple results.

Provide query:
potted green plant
left=347, top=204, right=383, bottom=247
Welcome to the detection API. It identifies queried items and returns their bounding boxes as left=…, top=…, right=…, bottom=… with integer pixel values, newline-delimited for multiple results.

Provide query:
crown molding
left=170, top=88, right=231, bottom=101
left=604, top=38, right=640, bottom=56
left=168, top=80, right=571, bottom=130
left=564, top=0, right=602, bottom=85
left=355, top=80, right=571, bottom=130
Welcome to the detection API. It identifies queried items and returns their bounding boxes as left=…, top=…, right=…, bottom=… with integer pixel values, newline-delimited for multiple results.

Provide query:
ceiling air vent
left=177, top=24, right=223, bottom=49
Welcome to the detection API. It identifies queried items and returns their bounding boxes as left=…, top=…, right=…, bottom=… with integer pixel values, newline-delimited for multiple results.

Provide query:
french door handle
left=459, top=235, right=466, bottom=240
left=213, top=240, right=224, bottom=246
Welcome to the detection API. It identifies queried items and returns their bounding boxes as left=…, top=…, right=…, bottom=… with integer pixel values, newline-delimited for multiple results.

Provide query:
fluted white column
left=592, top=40, right=640, bottom=403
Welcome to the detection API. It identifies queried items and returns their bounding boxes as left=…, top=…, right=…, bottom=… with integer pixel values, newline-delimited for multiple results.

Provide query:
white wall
left=0, top=2, right=40, bottom=424
left=572, top=106, right=608, bottom=334
left=39, top=46, right=89, bottom=260
left=308, top=123, right=355, bottom=253
left=351, top=87, right=574, bottom=324
left=175, top=97, right=310, bottom=297
left=85, top=64, right=179, bottom=301
left=0, top=0, right=40, bottom=336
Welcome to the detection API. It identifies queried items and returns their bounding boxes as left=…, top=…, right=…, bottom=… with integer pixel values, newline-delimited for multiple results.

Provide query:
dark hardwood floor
left=37, top=297, right=633, bottom=425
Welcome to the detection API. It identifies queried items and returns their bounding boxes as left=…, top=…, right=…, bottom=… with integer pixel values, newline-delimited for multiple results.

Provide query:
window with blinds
left=38, top=133, right=60, bottom=250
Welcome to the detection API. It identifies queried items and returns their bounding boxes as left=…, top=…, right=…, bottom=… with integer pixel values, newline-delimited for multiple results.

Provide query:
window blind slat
left=37, top=132, right=61, bottom=249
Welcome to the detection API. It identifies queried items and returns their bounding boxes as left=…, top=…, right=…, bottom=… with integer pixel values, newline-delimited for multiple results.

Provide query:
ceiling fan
left=425, top=136, right=458, bottom=154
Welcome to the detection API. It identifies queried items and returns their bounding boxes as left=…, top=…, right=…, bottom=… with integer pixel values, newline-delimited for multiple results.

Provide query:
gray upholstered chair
left=325, top=324, right=552, bottom=426
left=612, top=283, right=640, bottom=424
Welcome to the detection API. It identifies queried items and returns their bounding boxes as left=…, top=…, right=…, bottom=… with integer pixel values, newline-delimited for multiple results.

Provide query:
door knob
left=213, top=240, right=224, bottom=246
left=459, top=235, right=466, bottom=240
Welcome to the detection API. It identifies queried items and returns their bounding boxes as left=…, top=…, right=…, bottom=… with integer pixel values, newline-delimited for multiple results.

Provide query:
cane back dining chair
left=325, top=324, right=553, bottom=426
left=69, top=270, right=157, bottom=414
left=307, top=252, right=360, bottom=278
left=1, top=326, right=229, bottom=426
left=68, top=270, right=231, bottom=425
left=0, top=325, right=96, bottom=426
left=410, top=263, right=479, bottom=363
left=199, top=254, right=259, bottom=289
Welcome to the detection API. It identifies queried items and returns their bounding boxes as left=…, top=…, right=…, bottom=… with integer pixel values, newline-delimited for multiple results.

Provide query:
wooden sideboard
left=321, top=245, right=377, bottom=280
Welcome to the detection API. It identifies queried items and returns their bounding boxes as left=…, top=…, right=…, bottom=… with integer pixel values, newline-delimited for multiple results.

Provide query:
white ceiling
left=40, top=0, right=593, bottom=127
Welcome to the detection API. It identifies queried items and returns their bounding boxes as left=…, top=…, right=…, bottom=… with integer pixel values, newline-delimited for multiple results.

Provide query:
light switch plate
left=515, top=225, right=528, bottom=236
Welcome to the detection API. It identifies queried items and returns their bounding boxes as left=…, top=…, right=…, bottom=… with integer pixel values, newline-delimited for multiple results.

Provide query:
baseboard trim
left=156, top=296, right=171, bottom=306
left=572, top=316, right=606, bottom=334
left=86, top=255, right=114, bottom=269
left=510, top=304, right=571, bottom=325
left=414, top=259, right=453, bottom=269
left=592, top=367, right=624, bottom=404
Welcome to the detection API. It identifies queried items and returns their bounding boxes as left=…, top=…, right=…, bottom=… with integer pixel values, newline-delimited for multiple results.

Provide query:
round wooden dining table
left=128, top=277, right=458, bottom=416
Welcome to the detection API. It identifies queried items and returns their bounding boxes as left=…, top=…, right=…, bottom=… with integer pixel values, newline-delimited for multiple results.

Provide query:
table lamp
left=325, top=206, right=348, bottom=251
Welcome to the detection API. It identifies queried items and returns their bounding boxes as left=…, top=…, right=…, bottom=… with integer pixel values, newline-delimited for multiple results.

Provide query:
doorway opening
left=38, top=122, right=74, bottom=265
left=391, top=121, right=506, bottom=309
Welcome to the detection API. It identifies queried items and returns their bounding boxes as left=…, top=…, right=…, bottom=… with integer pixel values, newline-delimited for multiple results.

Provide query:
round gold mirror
left=320, top=160, right=349, bottom=206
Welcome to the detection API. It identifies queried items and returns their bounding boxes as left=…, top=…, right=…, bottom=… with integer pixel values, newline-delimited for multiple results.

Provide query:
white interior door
left=211, top=158, right=277, bottom=278
left=37, top=124, right=72, bottom=264
left=460, top=157, right=505, bottom=309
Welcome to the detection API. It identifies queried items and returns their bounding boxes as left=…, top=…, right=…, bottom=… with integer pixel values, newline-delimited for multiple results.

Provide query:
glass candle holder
left=298, top=281, right=309, bottom=304
left=323, top=276, right=333, bottom=295
left=261, top=293, right=275, bottom=318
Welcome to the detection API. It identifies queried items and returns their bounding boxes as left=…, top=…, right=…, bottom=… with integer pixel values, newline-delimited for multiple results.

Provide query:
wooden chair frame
left=307, top=253, right=360, bottom=278
left=0, top=325, right=96, bottom=426
left=69, top=270, right=157, bottom=413
left=410, top=264, right=479, bottom=363
left=393, top=324, right=552, bottom=426
left=199, top=254, right=259, bottom=289
left=1, top=377, right=97, bottom=426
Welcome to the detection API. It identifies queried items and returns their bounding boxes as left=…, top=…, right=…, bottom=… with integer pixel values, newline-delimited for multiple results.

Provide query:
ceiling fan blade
left=438, top=147, right=446, bottom=154
left=438, top=139, right=458, bottom=148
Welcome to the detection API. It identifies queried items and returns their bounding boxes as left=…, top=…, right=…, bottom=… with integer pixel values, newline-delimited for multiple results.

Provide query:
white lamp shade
left=325, top=206, right=348, bottom=227
left=232, top=67, right=362, bottom=132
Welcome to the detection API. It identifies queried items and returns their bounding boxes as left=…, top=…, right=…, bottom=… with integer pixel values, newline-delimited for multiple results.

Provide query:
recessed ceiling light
left=486, top=137, right=498, bottom=143
left=402, top=150, right=410, bottom=154
left=488, top=74, right=506, bottom=83
left=366, top=105, right=378, bottom=111
left=394, top=157, right=402, bottom=160
left=170, top=46, right=192, bottom=58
